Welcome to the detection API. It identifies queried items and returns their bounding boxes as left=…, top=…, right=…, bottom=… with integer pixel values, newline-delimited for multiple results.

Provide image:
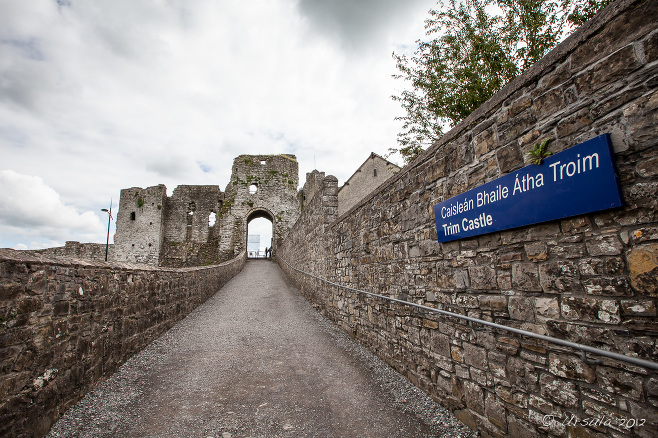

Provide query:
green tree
left=390, top=0, right=610, bottom=165
left=567, top=0, right=613, bottom=25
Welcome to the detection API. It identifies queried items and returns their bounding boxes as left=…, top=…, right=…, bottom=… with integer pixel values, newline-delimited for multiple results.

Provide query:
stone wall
left=278, top=1, right=658, bottom=437
left=337, top=153, right=400, bottom=217
left=217, top=154, right=300, bottom=260
left=113, top=185, right=168, bottom=265
left=0, top=249, right=245, bottom=438
left=301, top=169, right=326, bottom=208
left=35, top=241, right=114, bottom=262
left=161, top=185, right=223, bottom=267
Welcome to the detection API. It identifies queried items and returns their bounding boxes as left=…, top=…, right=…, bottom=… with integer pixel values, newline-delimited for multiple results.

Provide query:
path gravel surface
left=47, top=260, right=478, bottom=438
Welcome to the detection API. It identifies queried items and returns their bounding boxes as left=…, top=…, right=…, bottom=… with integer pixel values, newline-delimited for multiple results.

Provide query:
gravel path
left=47, top=260, right=478, bottom=438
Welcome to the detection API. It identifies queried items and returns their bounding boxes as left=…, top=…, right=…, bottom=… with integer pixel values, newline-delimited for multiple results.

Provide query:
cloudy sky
left=0, top=0, right=436, bottom=250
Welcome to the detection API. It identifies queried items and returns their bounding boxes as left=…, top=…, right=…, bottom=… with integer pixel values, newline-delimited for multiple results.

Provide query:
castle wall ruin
left=112, top=154, right=301, bottom=267
left=161, top=185, right=223, bottom=267
left=34, top=241, right=114, bottom=262
left=2, top=2, right=657, bottom=437
left=113, top=184, right=168, bottom=266
left=216, top=154, right=300, bottom=261
left=278, top=1, right=658, bottom=436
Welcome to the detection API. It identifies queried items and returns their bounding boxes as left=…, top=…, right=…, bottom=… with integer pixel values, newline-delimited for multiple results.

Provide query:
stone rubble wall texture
left=278, top=1, right=658, bottom=437
left=217, top=154, right=300, bottom=260
left=161, top=185, right=224, bottom=267
left=301, top=169, right=326, bottom=208
left=34, top=241, right=115, bottom=263
left=113, top=184, right=168, bottom=265
left=337, top=153, right=401, bottom=217
left=0, top=248, right=245, bottom=438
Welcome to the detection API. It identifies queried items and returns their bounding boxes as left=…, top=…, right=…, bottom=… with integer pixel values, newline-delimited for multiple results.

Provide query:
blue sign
left=434, top=134, right=623, bottom=242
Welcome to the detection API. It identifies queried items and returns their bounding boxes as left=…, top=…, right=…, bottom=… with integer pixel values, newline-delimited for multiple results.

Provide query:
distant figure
left=266, top=246, right=272, bottom=258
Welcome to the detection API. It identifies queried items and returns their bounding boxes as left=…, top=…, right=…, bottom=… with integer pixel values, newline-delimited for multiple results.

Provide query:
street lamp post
left=101, top=199, right=113, bottom=262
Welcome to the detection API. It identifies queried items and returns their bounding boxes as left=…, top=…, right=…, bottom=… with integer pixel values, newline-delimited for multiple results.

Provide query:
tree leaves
left=390, top=0, right=610, bottom=165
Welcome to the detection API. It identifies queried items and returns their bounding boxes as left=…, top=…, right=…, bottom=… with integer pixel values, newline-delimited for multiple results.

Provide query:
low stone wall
left=34, top=241, right=114, bottom=262
left=278, top=1, right=658, bottom=437
left=0, top=249, right=245, bottom=438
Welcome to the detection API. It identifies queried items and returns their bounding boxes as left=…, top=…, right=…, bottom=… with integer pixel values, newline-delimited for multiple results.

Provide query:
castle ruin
left=112, top=154, right=301, bottom=267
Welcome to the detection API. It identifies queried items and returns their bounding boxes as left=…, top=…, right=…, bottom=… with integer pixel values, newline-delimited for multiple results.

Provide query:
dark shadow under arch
left=247, top=208, right=274, bottom=222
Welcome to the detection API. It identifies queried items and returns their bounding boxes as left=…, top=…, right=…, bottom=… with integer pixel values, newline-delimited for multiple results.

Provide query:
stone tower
left=113, top=184, right=168, bottom=265
left=217, top=154, right=300, bottom=260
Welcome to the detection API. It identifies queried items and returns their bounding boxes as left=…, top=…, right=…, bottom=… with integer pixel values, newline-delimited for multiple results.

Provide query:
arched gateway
left=246, top=208, right=274, bottom=258
left=112, top=154, right=301, bottom=267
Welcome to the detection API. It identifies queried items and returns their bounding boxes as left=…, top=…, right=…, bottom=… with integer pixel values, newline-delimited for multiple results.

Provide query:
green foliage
left=157, top=204, right=162, bottom=210
left=390, top=0, right=610, bottom=165
left=219, top=197, right=234, bottom=217
left=527, top=138, right=552, bottom=164
left=137, top=197, right=144, bottom=208
left=567, top=0, right=613, bottom=25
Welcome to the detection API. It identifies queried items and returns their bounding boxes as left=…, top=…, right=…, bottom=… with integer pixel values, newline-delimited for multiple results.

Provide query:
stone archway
left=216, top=154, right=301, bottom=262
left=246, top=208, right=274, bottom=258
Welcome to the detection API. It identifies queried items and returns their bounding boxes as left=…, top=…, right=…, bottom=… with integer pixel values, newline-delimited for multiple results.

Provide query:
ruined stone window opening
left=260, top=160, right=266, bottom=165
left=374, top=168, right=378, bottom=177
left=249, top=184, right=258, bottom=194
left=208, top=212, right=216, bottom=227
left=130, top=212, right=136, bottom=220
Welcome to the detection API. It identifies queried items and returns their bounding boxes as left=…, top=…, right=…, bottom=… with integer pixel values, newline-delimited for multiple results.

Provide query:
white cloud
left=248, top=217, right=273, bottom=251
left=0, top=170, right=105, bottom=248
left=0, top=0, right=436, bottom=249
